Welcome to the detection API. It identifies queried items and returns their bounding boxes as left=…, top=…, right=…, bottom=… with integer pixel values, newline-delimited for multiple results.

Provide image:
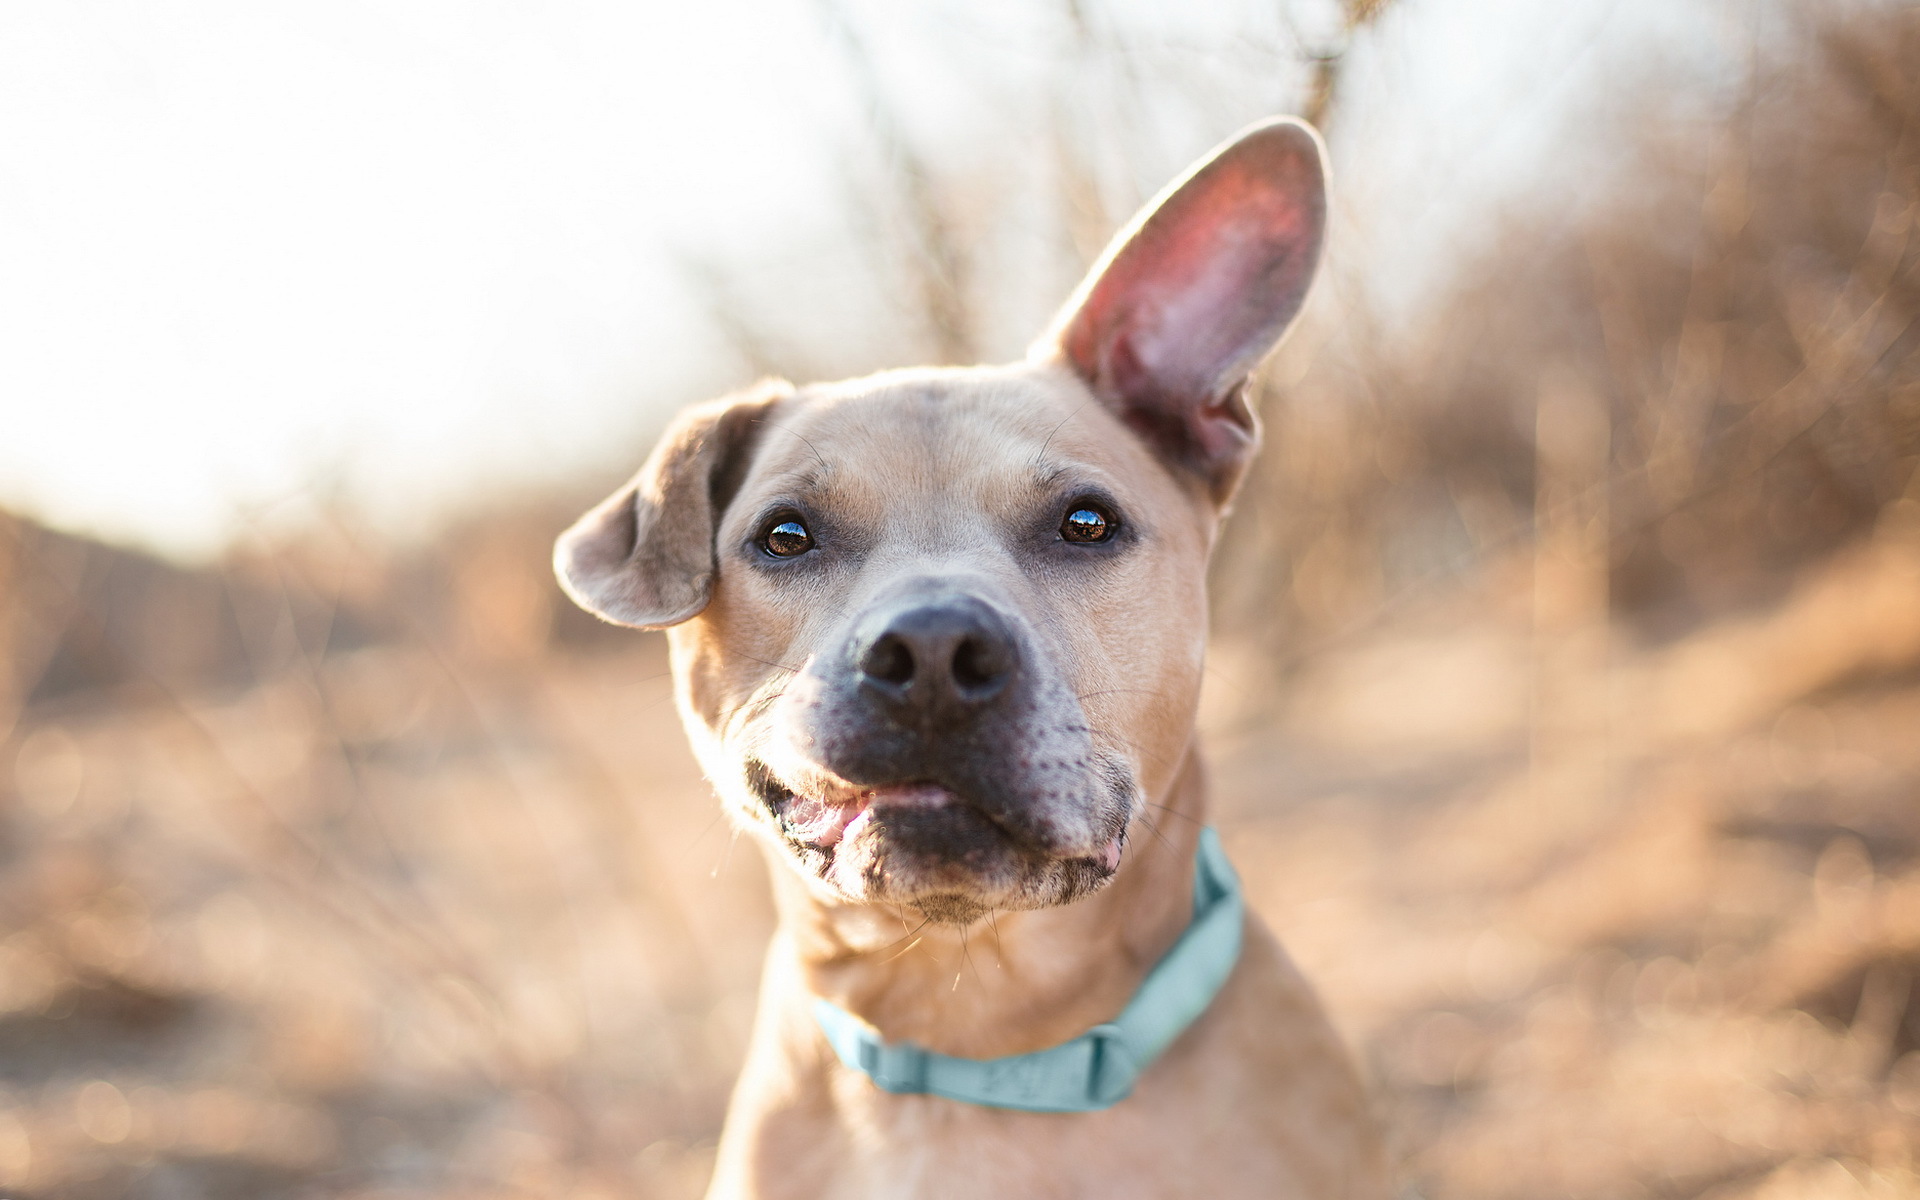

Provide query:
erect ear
left=554, top=379, right=791, bottom=629
left=1033, top=117, right=1328, bottom=505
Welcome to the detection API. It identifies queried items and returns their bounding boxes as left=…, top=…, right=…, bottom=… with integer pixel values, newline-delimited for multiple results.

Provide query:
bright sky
left=0, top=0, right=1713, bottom=559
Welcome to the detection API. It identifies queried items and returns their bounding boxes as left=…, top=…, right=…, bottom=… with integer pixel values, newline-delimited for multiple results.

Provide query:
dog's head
left=555, top=119, right=1326, bottom=924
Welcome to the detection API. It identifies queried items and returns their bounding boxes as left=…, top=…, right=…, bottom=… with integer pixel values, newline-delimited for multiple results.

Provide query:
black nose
left=854, top=596, right=1018, bottom=714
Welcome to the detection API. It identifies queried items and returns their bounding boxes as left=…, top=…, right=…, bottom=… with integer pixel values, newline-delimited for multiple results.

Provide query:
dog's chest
left=715, top=937, right=1389, bottom=1200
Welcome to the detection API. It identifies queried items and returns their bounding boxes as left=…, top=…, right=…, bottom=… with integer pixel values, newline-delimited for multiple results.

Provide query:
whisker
left=612, top=668, right=676, bottom=688
left=1143, top=801, right=1205, bottom=829
left=1134, top=809, right=1179, bottom=856
left=1083, top=724, right=1179, bottom=771
left=877, top=915, right=933, bottom=956
left=757, top=417, right=831, bottom=474
left=955, top=925, right=978, bottom=993
left=730, top=650, right=806, bottom=675
left=724, top=688, right=792, bottom=738
left=690, top=808, right=729, bottom=855
left=1075, top=687, right=1171, bottom=703
left=712, top=825, right=742, bottom=879
left=1032, top=398, right=1096, bottom=467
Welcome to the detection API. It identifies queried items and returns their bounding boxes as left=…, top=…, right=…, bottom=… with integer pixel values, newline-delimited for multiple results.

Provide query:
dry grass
left=4, top=479, right=1917, bottom=1200
left=1, top=510, right=773, bottom=1198
left=1207, top=512, right=1920, bottom=1198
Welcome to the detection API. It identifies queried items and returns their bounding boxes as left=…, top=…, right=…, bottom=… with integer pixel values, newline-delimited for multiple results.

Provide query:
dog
left=555, top=117, right=1388, bottom=1199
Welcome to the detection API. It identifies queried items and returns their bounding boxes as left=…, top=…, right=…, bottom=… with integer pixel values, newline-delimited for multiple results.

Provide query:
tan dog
left=556, top=118, right=1387, bottom=1199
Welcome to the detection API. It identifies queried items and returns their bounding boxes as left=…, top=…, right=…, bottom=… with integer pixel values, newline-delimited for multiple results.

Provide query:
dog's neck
left=764, top=748, right=1209, bottom=1061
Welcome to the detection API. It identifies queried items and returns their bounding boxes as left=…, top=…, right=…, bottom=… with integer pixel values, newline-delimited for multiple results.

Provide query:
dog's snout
left=854, top=598, right=1018, bottom=711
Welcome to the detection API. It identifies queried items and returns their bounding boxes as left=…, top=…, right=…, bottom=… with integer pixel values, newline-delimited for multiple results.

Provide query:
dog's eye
left=761, top=517, right=814, bottom=558
left=1060, top=503, right=1116, bottom=544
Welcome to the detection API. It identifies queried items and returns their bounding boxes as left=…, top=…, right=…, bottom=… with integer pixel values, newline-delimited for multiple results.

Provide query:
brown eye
left=1060, top=504, right=1115, bottom=544
left=762, top=517, right=813, bottom=557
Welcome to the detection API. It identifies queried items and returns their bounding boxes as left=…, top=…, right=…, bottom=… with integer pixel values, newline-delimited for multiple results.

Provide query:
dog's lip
left=778, top=782, right=957, bottom=848
left=749, top=759, right=1121, bottom=866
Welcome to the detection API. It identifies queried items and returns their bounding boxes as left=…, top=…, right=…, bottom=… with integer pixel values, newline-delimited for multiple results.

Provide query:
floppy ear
left=554, top=380, right=790, bottom=628
left=1034, top=117, right=1328, bottom=504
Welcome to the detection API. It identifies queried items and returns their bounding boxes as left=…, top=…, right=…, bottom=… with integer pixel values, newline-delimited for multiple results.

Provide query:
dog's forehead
left=741, top=366, right=1145, bottom=509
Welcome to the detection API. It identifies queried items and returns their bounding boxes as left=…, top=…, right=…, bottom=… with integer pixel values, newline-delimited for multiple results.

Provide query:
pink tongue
left=782, top=793, right=867, bottom=847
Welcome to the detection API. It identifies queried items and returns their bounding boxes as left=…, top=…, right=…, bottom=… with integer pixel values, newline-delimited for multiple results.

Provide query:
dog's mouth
left=744, top=758, right=1124, bottom=877
left=746, top=758, right=867, bottom=850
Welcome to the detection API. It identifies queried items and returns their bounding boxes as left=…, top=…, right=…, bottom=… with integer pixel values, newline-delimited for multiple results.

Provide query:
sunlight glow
left=0, top=0, right=1686, bottom=559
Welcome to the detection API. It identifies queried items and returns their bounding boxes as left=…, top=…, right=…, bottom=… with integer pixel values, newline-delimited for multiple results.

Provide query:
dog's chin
left=748, top=767, right=1123, bottom=923
left=830, top=801, right=1120, bottom=923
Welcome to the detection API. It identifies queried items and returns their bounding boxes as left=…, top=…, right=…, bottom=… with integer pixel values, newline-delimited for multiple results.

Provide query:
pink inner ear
left=1058, top=122, right=1325, bottom=469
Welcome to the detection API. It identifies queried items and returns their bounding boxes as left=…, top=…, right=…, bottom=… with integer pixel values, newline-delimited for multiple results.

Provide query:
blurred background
left=3, top=0, right=1918, bottom=1196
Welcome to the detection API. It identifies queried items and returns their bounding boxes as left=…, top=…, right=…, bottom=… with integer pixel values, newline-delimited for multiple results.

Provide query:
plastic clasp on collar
left=1086, top=1024, right=1140, bottom=1106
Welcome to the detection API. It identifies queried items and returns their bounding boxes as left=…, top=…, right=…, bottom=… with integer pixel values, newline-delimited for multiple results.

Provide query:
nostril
left=951, top=634, right=1012, bottom=696
left=860, top=633, right=916, bottom=688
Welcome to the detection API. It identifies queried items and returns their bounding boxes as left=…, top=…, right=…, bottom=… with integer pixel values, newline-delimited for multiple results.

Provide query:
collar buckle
left=1085, top=1023, right=1139, bottom=1106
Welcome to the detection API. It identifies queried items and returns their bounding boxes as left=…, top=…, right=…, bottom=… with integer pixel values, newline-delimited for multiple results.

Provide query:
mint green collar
left=812, top=826, right=1244, bottom=1113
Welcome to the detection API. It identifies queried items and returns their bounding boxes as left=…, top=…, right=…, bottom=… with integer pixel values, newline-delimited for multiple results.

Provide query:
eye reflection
left=763, top=518, right=813, bottom=557
left=1060, top=504, right=1115, bottom=544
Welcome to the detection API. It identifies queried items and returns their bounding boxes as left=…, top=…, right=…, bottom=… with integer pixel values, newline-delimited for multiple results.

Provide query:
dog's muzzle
left=785, top=582, right=1107, bottom=862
